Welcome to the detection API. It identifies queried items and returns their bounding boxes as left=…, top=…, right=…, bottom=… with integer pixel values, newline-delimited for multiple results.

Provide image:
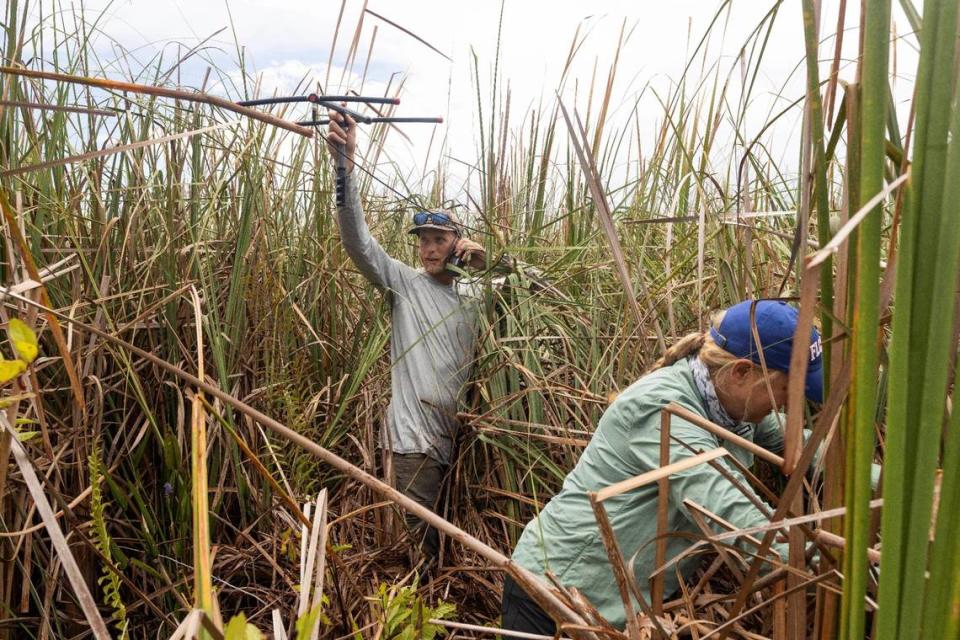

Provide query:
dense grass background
left=0, top=0, right=957, bottom=638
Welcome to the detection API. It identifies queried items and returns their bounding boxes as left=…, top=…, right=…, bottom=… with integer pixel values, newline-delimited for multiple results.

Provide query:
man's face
left=416, top=228, right=458, bottom=277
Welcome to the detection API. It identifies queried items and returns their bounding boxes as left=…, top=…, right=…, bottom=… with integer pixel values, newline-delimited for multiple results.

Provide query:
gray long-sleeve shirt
left=336, top=173, right=480, bottom=464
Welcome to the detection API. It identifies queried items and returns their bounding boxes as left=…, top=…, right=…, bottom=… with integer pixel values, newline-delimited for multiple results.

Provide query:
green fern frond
left=89, top=446, right=129, bottom=639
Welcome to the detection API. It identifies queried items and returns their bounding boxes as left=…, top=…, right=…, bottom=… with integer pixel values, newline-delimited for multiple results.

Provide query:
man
left=327, top=110, right=489, bottom=562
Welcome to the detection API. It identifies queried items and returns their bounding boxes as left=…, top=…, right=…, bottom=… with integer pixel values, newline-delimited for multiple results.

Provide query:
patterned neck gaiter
left=687, top=355, right=753, bottom=437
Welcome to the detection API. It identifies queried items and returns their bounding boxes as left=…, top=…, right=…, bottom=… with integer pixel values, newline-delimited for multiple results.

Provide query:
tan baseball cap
left=407, top=209, right=462, bottom=235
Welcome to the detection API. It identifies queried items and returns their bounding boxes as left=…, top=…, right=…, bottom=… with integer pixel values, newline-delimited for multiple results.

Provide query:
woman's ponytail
left=648, top=311, right=730, bottom=373
left=648, top=332, right=706, bottom=371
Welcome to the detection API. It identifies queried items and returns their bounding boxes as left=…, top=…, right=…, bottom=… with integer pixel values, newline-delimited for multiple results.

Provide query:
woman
left=501, top=299, right=823, bottom=634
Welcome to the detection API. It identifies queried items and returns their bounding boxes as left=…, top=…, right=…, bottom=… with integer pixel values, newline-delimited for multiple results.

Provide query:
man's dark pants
left=391, top=452, right=446, bottom=559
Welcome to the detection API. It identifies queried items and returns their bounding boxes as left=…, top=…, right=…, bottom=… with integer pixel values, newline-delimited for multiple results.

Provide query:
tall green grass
left=840, top=3, right=890, bottom=639
left=873, top=0, right=960, bottom=638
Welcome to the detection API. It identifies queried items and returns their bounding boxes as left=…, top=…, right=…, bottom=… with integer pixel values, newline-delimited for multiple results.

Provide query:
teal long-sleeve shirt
left=511, top=357, right=789, bottom=629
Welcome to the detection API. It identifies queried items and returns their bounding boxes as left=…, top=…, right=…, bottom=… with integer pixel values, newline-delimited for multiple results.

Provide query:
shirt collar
left=687, top=355, right=752, bottom=437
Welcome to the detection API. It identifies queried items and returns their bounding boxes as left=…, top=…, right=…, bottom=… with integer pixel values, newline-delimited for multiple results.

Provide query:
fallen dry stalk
left=595, top=447, right=730, bottom=503
left=588, top=493, right=649, bottom=640
left=815, top=530, right=881, bottom=564
left=429, top=618, right=572, bottom=639
left=663, top=403, right=784, bottom=468
left=0, top=66, right=314, bottom=137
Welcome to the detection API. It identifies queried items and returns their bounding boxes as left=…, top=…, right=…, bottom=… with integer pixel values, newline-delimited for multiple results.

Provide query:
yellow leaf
left=0, top=359, right=25, bottom=383
left=7, top=319, right=38, bottom=364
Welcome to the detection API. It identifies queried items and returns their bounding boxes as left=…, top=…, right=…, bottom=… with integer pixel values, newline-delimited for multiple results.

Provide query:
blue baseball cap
left=709, top=300, right=824, bottom=403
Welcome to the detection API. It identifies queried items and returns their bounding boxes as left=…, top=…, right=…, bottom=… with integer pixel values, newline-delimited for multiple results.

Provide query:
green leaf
left=223, top=613, right=262, bottom=640
left=7, top=319, right=38, bottom=363
left=374, top=581, right=454, bottom=640
left=294, top=602, right=324, bottom=639
left=0, top=358, right=26, bottom=383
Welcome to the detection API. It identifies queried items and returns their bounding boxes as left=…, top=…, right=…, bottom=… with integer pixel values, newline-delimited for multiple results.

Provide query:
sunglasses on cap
left=412, top=211, right=457, bottom=226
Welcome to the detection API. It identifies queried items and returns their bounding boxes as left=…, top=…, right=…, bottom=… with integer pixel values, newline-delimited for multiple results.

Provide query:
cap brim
left=408, top=224, right=457, bottom=235
left=805, top=362, right=824, bottom=404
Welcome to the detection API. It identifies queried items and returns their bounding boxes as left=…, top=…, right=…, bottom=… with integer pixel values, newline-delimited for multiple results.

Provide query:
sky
left=21, top=0, right=921, bottom=203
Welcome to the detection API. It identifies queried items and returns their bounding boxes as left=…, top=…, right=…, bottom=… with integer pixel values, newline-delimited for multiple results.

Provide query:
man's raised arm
left=328, top=111, right=403, bottom=290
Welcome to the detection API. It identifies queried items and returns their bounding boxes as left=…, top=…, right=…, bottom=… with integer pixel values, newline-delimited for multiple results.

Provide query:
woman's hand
left=327, top=109, right=356, bottom=173
left=453, top=238, right=486, bottom=270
